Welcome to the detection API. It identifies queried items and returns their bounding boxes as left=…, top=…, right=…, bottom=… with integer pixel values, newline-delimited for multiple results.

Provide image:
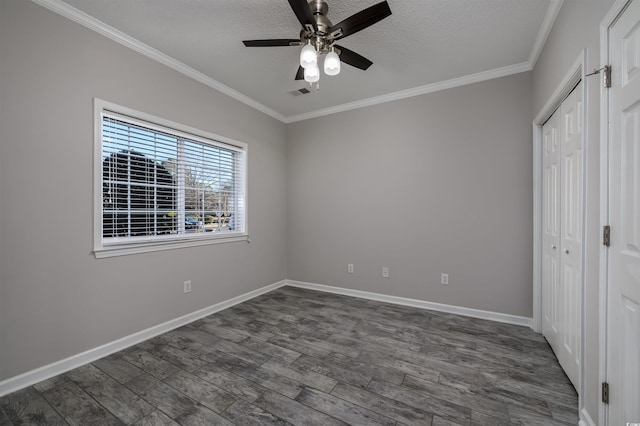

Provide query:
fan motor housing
left=300, top=0, right=334, bottom=52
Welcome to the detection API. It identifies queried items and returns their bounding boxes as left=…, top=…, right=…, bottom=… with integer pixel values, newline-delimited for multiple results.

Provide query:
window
left=94, top=99, right=247, bottom=258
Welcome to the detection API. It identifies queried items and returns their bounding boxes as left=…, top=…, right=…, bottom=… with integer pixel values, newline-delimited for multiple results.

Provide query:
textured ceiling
left=54, top=0, right=557, bottom=121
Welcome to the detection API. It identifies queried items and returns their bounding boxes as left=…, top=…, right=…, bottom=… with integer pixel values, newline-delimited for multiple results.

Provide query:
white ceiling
left=46, top=0, right=561, bottom=122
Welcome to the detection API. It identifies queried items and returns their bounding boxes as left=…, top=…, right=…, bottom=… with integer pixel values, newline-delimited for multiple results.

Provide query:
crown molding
left=528, top=0, right=564, bottom=68
left=30, top=0, right=287, bottom=123
left=285, top=0, right=562, bottom=123
left=32, top=0, right=561, bottom=125
left=284, top=61, right=532, bottom=123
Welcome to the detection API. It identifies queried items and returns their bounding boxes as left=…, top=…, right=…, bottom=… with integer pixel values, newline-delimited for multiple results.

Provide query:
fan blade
left=295, top=66, right=305, bottom=80
left=288, top=0, right=318, bottom=31
left=243, top=39, right=301, bottom=47
left=329, top=1, right=391, bottom=40
left=335, top=45, right=373, bottom=70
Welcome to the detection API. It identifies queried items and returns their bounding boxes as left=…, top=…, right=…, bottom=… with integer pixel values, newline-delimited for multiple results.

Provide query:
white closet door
left=542, top=110, right=561, bottom=351
left=541, top=81, right=582, bottom=391
left=607, top=0, right=640, bottom=423
left=558, top=82, right=582, bottom=389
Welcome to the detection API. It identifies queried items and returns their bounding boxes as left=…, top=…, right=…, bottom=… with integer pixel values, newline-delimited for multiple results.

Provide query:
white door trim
left=532, top=49, right=587, bottom=405
left=598, top=2, right=634, bottom=425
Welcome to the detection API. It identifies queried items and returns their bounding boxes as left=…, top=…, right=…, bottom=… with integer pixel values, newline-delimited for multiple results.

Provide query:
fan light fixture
left=324, top=49, right=340, bottom=76
left=300, top=42, right=341, bottom=82
left=300, top=42, right=317, bottom=69
left=300, top=44, right=340, bottom=83
left=304, top=63, right=320, bottom=82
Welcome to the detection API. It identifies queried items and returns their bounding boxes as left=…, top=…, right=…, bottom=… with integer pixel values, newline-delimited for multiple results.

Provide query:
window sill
left=93, top=233, right=250, bottom=258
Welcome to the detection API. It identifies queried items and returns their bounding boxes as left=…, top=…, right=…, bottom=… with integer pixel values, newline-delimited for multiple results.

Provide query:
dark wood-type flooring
left=0, top=286, right=578, bottom=425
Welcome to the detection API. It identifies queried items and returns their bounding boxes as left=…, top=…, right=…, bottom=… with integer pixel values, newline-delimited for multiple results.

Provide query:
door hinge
left=603, top=225, right=611, bottom=247
left=586, top=65, right=612, bottom=88
left=603, top=65, right=612, bottom=88
left=602, top=382, right=609, bottom=404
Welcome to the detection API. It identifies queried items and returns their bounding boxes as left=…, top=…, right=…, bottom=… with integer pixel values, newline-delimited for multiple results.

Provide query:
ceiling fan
left=243, top=0, right=392, bottom=83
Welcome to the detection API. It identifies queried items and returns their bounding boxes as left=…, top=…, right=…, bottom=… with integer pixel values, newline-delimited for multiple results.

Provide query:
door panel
left=541, top=82, right=582, bottom=390
left=542, top=110, right=561, bottom=348
left=622, top=102, right=640, bottom=253
left=620, top=296, right=640, bottom=423
left=558, top=85, right=582, bottom=389
left=608, top=0, right=640, bottom=423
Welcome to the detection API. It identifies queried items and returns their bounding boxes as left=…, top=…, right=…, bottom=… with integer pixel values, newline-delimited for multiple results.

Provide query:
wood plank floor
left=0, top=286, right=578, bottom=425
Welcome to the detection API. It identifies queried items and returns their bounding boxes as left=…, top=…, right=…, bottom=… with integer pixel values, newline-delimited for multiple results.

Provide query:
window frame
left=93, top=98, right=248, bottom=258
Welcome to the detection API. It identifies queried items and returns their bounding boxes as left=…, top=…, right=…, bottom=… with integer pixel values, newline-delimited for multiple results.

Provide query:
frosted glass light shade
left=300, top=43, right=317, bottom=69
left=304, top=64, right=320, bottom=82
left=324, top=51, right=340, bottom=76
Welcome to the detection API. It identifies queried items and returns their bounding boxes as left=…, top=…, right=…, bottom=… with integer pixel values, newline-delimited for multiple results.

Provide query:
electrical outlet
left=441, top=273, right=449, bottom=285
left=183, top=280, right=192, bottom=293
left=348, top=264, right=354, bottom=274
left=382, top=266, right=389, bottom=278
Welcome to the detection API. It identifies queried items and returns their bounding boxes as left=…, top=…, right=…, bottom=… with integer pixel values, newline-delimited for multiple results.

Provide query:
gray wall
left=287, top=72, right=533, bottom=317
left=0, top=4, right=619, bottom=420
left=0, top=0, right=287, bottom=381
left=532, top=0, right=616, bottom=420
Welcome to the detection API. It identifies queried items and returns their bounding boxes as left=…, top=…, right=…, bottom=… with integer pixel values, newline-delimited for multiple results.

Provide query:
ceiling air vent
left=290, top=87, right=312, bottom=96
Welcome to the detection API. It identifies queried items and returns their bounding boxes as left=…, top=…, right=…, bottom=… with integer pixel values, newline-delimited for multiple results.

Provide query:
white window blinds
left=99, top=111, right=246, bottom=248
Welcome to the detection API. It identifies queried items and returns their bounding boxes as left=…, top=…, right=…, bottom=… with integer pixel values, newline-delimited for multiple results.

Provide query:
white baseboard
left=0, top=278, right=533, bottom=398
left=579, top=408, right=596, bottom=426
left=0, top=280, right=286, bottom=397
left=285, top=279, right=532, bottom=328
